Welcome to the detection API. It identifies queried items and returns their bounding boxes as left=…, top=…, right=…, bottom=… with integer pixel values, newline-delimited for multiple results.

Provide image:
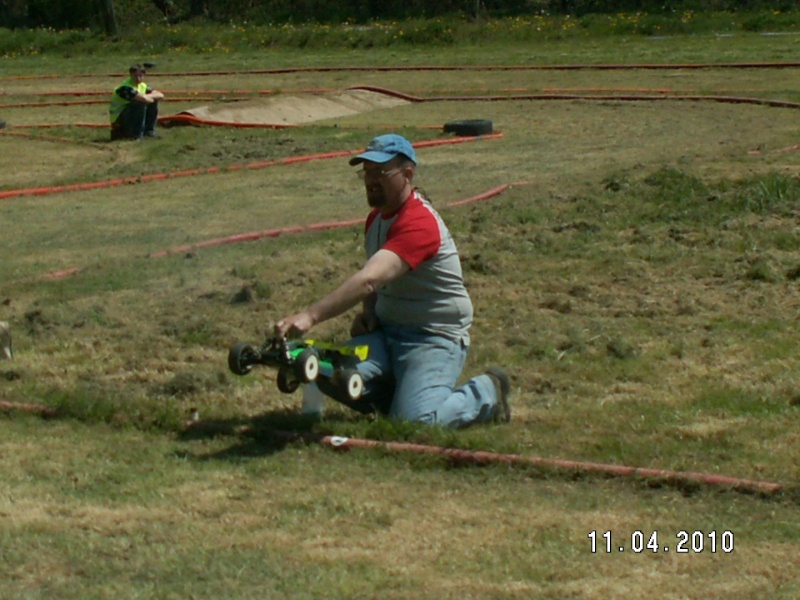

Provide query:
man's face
left=132, top=70, right=145, bottom=84
left=359, top=159, right=407, bottom=208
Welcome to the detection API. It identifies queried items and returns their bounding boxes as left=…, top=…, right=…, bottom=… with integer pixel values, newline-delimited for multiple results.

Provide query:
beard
left=366, top=186, right=387, bottom=208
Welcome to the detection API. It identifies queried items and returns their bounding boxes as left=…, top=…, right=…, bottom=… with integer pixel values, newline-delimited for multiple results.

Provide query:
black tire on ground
left=0, top=119, right=6, bottom=130
left=443, top=119, right=493, bottom=136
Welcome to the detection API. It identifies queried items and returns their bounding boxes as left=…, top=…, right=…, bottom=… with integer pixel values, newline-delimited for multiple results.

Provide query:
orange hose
left=0, top=400, right=58, bottom=418
left=0, top=96, right=229, bottom=108
left=33, top=180, right=509, bottom=282
left=315, top=435, right=782, bottom=495
left=1, top=397, right=779, bottom=495
left=0, top=133, right=502, bottom=202
left=446, top=184, right=509, bottom=207
left=158, top=113, right=296, bottom=128
left=10, top=82, right=799, bottom=133
left=5, top=61, right=800, bottom=81
left=148, top=219, right=363, bottom=258
left=147, top=181, right=508, bottom=259
left=346, top=85, right=800, bottom=110
left=0, top=129, right=114, bottom=150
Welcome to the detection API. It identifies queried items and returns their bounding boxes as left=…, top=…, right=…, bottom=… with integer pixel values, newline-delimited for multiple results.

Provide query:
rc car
left=227, top=336, right=367, bottom=401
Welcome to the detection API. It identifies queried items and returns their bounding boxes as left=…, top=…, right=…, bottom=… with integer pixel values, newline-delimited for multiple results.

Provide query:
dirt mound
left=177, top=89, right=411, bottom=126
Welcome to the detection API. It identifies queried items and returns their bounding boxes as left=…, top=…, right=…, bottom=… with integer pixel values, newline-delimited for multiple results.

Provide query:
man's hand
left=274, top=311, right=315, bottom=338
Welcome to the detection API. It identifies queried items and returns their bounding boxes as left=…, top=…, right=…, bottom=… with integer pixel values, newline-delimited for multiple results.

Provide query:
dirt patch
left=176, top=89, right=411, bottom=126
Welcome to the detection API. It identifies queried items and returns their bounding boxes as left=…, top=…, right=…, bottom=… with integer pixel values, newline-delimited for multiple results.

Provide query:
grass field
left=2, top=30, right=800, bottom=598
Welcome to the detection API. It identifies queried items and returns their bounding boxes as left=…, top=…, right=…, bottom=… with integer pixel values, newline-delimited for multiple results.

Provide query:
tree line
left=2, top=0, right=799, bottom=33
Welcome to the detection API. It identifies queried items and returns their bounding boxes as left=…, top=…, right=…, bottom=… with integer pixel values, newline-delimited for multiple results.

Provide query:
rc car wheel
left=294, top=349, right=320, bottom=383
left=228, top=343, right=259, bottom=376
left=277, top=367, right=300, bottom=394
left=341, top=368, right=364, bottom=401
left=443, top=119, right=493, bottom=137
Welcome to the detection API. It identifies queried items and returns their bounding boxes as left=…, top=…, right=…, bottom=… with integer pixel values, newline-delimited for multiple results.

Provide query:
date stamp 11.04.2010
left=587, top=530, right=734, bottom=554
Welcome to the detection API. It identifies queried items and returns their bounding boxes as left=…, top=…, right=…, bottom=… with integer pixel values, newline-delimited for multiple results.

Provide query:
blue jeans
left=315, top=325, right=498, bottom=428
left=111, top=101, right=159, bottom=140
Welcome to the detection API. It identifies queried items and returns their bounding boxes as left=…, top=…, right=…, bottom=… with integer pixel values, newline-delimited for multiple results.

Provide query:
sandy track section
left=176, top=89, right=411, bottom=126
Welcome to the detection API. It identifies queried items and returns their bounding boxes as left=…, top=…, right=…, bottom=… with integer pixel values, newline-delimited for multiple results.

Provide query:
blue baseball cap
left=349, top=134, right=417, bottom=166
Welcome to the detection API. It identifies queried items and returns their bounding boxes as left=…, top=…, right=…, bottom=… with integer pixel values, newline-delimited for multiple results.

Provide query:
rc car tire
left=228, top=343, right=258, bottom=376
left=443, top=119, right=493, bottom=137
left=341, top=368, right=364, bottom=401
left=277, top=367, right=300, bottom=394
left=294, top=349, right=320, bottom=383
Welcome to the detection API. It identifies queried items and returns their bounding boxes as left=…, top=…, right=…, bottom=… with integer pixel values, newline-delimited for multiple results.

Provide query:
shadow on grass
left=175, top=408, right=798, bottom=503
left=177, top=407, right=350, bottom=461
left=176, top=405, right=467, bottom=463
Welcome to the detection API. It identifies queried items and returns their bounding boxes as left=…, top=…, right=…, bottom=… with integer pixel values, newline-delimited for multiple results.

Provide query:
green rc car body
left=227, top=336, right=367, bottom=401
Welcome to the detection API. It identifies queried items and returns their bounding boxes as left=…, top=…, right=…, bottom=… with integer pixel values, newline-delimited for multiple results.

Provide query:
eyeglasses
left=356, top=167, right=402, bottom=181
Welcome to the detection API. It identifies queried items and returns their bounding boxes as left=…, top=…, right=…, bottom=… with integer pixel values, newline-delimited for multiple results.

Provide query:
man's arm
left=275, top=249, right=409, bottom=338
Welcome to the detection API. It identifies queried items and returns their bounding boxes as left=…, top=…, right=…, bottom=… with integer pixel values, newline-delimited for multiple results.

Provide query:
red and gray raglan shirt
left=364, top=189, right=473, bottom=345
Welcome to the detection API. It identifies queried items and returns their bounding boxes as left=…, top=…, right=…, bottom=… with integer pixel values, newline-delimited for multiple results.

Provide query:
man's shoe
left=143, top=131, right=161, bottom=139
left=487, top=367, right=511, bottom=423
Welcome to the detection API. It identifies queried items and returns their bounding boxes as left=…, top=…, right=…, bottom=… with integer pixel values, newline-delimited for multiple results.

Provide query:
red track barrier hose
left=0, top=400, right=58, bottom=418
left=30, top=181, right=510, bottom=281
left=0, top=133, right=502, bottom=202
left=147, top=219, right=363, bottom=258
left=0, top=397, right=781, bottom=496
left=147, top=182, right=509, bottom=258
left=346, top=85, right=800, bottom=110
left=6, top=61, right=800, bottom=82
left=314, top=434, right=782, bottom=495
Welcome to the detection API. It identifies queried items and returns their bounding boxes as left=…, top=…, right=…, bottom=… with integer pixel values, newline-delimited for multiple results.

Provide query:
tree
left=150, top=0, right=208, bottom=23
left=100, top=0, right=119, bottom=36
left=189, top=0, right=208, bottom=17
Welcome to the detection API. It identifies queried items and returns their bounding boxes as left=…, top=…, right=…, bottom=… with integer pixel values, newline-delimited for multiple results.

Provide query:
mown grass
left=2, top=26, right=800, bottom=598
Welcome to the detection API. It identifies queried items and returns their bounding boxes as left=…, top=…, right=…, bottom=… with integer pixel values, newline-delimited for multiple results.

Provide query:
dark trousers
left=110, top=101, right=159, bottom=140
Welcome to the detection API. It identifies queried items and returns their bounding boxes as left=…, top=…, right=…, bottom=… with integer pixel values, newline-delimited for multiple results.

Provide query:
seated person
left=109, top=64, right=164, bottom=141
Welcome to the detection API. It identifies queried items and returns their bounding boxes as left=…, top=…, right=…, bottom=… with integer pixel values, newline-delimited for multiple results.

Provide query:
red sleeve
left=383, top=199, right=441, bottom=269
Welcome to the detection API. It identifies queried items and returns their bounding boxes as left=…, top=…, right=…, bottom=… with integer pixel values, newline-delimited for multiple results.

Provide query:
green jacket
left=109, top=77, right=149, bottom=123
